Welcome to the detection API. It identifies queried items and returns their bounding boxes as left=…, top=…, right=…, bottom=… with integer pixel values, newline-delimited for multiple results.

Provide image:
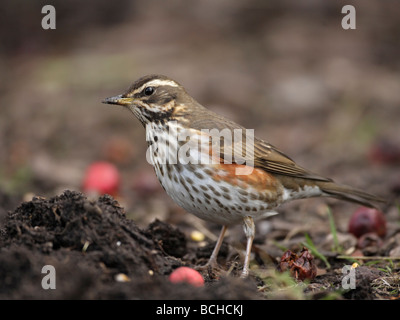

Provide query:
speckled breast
left=146, top=121, right=284, bottom=225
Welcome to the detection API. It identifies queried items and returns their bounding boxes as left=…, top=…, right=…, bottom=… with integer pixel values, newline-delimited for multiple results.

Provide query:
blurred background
left=0, top=0, right=399, bottom=233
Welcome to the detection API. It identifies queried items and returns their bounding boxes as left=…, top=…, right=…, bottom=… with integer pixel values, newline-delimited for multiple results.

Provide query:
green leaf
left=327, top=207, right=343, bottom=253
left=302, top=233, right=331, bottom=269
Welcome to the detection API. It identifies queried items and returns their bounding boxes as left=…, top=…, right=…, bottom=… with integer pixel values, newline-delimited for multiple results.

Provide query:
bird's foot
left=195, top=259, right=227, bottom=280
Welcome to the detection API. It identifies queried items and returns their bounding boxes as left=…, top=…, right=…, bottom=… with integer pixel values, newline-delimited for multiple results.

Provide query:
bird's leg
left=205, top=225, right=227, bottom=268
left=241, top=216, right=255, bottom=278
left=196, top=225, right=227, bottom=272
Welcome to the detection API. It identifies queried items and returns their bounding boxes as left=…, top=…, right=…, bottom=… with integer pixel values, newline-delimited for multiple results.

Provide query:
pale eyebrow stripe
left=133, top=79, right=179, bottom=95
left=146, top=79, right=179, bottom=88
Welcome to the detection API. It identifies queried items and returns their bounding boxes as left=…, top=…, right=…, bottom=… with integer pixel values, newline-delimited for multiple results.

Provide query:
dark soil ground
left=0, top=189, right=399, bottom=300
left=1, top=1, right=400, bottom=300
left=0, top=190, right=261, bottom=299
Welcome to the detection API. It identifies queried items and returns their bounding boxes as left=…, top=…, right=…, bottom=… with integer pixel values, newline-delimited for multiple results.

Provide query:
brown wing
left=252, top=138, right=332, bottom=182
left=181, top=105, right=331, bottom=182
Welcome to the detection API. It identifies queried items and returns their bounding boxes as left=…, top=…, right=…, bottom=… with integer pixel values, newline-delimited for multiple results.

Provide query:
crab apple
left=82, top=161, right=120, bottom=196
left=168, top=267, right=204, bottom=287
left=368, top=139, right=400, bottom=165
left=348, top=207, right=386, bottom=238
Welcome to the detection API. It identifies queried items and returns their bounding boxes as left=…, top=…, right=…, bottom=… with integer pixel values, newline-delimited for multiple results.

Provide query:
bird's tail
left=318, top=181, right=386, bottom=208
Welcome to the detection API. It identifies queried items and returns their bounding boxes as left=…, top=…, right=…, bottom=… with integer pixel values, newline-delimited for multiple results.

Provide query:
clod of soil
left=146, top=219, right=187, bottom=258
left=0, top=190, right=260, bottom=299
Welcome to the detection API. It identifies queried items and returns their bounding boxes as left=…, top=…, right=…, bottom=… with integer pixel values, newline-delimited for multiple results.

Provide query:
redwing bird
left=103, top=74, right=384, bottom=278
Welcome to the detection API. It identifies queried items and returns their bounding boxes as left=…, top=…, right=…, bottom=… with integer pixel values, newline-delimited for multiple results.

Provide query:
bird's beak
left=102, top=95, right=133, bottom=107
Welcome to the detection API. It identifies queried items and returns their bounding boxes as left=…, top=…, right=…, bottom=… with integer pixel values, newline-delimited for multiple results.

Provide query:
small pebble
left=190, top=230, right=205, bottom=242
left=115, top=273, right=131, bottom=282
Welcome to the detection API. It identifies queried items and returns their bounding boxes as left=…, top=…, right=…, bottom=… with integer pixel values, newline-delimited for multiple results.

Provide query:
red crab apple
left=348, top=207, right=386, bottom=238
left=168, top=267, right=204, bottom=287
left=368, top=139, right=400, bottom=165
left=82, top=161, right=120, bottom=196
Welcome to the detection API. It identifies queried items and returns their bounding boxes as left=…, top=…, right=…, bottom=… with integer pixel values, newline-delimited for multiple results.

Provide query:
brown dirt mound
left=0, top=190, right=260, bottom=299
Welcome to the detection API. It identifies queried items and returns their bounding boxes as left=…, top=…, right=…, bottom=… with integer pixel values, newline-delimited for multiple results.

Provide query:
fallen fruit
left=348, top=207, right=386, bottom=238
left=82, top=161, right=120, bottom=196
left=368, top=139, right=400, bottom=165
left=168, top=267, right=204, bottom=287
left=279, top=247, right=317, bottom=281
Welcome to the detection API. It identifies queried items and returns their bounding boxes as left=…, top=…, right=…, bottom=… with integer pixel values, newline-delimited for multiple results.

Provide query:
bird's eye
left=144, top=87, right=155, bottom=96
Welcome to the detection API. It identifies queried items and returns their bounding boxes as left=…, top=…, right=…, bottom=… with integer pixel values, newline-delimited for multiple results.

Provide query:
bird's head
left=103, top=74, right=191, bottom=125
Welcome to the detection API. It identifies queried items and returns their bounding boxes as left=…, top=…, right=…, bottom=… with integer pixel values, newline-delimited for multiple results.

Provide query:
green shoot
left=327, top=206, right=342, bottom=253
left=302, top=233, right=331, bottom=269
